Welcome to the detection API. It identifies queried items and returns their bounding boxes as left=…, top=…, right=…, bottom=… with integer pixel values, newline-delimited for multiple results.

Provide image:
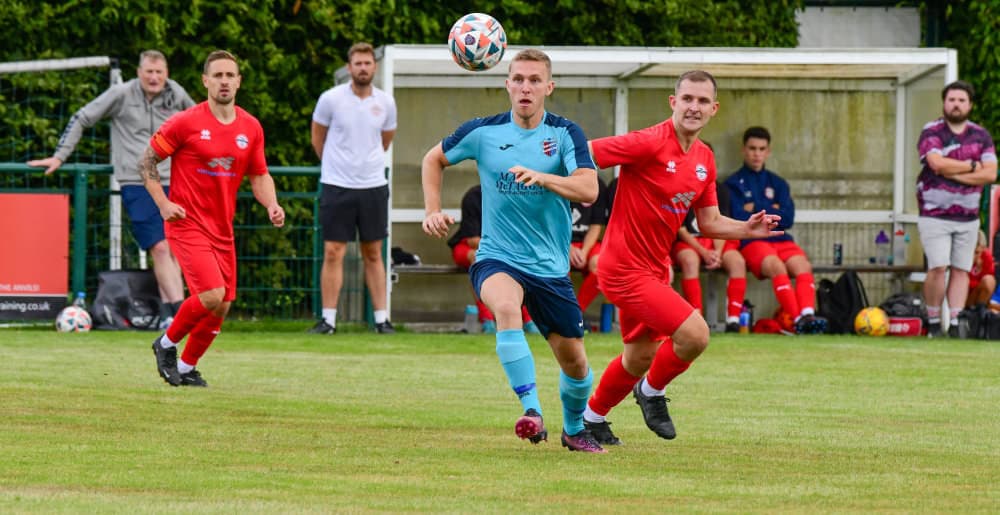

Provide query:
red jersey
left=591, top=119, right=717, bottom=280
left=151, top=102, right=268, bottom=246
left=970, top=248, right=995, bottom=286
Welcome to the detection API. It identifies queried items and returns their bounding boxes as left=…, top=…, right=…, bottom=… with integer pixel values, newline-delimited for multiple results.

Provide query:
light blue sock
left=559, top=368, right=593, bottom=436
left=495, top=329, right=540, bottom=415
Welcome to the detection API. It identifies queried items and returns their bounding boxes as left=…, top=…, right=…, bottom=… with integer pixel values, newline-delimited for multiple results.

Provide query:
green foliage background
left=0, top=0, right=802, bottom=167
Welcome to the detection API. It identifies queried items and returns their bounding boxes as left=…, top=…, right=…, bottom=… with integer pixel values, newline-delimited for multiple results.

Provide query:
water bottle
left=72, top=291, right=86, bottom=309
left=893, top=228, right=907, bottom=266
left=463, top=305, right=480, bottom=334
left=875, top=230, right=890, bottom=265
left=738, top=304, right=751, bottom=334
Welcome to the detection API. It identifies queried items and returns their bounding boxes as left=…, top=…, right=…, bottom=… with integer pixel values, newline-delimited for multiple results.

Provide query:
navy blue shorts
left=470, top=258, right=584, bottom=339
left=121, top=185, right=167, bottom=251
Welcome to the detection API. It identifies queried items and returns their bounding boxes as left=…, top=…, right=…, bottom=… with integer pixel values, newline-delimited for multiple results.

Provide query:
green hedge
left=0, top=0, right=802, bottom=168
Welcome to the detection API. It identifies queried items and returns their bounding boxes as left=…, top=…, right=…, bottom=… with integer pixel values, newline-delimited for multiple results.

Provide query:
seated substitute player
left=723, top=126, right=827, bottom=334
left=447, top=184, right=539, bottom=334
left=966, top=230, right=996, bottom=308
left=421, top=49, right=605, bottom=453
left=571, top=175, right=610, bottom=316
left=672, top=208, right=747, bottom=332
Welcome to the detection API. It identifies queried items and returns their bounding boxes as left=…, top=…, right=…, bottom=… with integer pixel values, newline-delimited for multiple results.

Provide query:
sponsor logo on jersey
left=664, top=191, right=696, bottom=213
left=235, top=134, right=249, bottom=149
left=542, top=138, right=557, bottom=156
left=200, top=129, right=211, bottom=141
left=499, top=144, right=514, bottom=150
left=207, top=157, right=235, bottom=171
left=666, top=161, right=677, bottom=173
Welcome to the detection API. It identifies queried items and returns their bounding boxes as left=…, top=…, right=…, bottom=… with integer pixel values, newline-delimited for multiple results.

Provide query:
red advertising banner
left=0, top=193, right=69, bottom=320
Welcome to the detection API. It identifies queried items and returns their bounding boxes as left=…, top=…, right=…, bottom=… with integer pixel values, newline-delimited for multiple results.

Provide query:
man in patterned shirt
left=916, top=80, right=997, bottom=337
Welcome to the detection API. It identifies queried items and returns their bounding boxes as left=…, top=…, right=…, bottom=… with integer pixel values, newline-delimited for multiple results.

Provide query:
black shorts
left=319, top=184, right=389, bottom=243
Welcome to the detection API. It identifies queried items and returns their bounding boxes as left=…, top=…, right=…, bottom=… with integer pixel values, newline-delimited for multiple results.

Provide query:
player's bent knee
left=673, top=313, right=710, bottom=357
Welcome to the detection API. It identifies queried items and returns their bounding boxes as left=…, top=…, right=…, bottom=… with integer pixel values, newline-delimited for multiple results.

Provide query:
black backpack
left=90, top=269, right=163, bottom=330
left=817, top=270, right=869, bottom=334
left=879, top=292, right=928, bottom=321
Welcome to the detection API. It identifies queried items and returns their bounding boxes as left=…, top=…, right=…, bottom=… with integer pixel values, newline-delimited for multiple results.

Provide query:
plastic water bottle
left=875, top=230, right=890, bottom=265
left=463, top=305, right=480, bottom=334
left=892, top=228, right=907, bottom=266
left=738, top=305, right=751, bottom=334
left=72, top=291, right=86, bottom=309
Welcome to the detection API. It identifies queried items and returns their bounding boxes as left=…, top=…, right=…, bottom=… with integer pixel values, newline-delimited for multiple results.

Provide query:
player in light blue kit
left=421, top=49, right=605, bottom=453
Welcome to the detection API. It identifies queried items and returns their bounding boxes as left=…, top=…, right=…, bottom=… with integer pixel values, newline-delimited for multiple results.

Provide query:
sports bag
left=90, top=269, right=163, bottom=330
left=817, top=270, right=869, bottom=334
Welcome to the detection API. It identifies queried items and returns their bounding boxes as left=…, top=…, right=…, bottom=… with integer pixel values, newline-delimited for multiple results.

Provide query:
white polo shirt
left=312, top=82, right=397, bottom=188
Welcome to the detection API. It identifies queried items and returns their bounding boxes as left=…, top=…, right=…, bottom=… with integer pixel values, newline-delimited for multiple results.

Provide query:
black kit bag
left=90, top=269, right=163, bottom=330
left=817, top=270, right=869, bottom=334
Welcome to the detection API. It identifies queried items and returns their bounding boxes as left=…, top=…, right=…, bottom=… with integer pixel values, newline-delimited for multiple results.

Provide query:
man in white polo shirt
left=309, top=42, right=398, bottom=334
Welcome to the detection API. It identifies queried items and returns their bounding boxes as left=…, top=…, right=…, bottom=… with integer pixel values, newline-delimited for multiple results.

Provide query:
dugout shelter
left=342, top=45, right=958, bottom=322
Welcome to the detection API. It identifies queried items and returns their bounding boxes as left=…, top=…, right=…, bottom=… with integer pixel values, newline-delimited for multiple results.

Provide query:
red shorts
left=601, top=271, right=695, bottom=343
left=570, top=240, right=602, bottom=271
left=741, top=240, right=806, bottom=278
left=169, top=234, right=237, bottom=301
left=671, top=237, right=739, bottom=262
left=451, top=239, right=475, bottom=270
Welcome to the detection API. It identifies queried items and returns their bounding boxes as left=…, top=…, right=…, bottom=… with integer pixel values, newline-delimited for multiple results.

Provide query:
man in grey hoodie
left=28, top=50, right=196, bottom=327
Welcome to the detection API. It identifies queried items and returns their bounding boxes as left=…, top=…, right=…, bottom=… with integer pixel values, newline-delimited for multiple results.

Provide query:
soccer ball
left=55, top=306, right=92, bottom=333
left=447, top=13, right=507, bottom=72
left=854, top=306, right=889, bottom=336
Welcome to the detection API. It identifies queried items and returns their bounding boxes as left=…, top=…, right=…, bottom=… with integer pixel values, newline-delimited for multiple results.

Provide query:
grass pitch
left=1, top=325, right=997, bottom=513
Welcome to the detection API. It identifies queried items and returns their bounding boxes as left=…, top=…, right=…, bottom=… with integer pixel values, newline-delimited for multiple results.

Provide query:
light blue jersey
left=442, top=111, right=594, bottom=277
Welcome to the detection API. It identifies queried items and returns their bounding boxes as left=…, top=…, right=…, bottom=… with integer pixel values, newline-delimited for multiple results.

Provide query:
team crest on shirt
left=371, top=105, right=383, bottom=117
left=200, top=129, right=211, bottom=141
left=666, top=161, right=677, bottom=173
left=695, top=164, right=708, bottom=182
left=235, top=134, right=249, bottom=149
left=765, top=187, right=775, bottom=199
left=542, top=138, right=557, bottom=156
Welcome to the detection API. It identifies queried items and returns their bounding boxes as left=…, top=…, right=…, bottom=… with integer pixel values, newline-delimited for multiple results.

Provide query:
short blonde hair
left=509, top=49, right=551, bottom=78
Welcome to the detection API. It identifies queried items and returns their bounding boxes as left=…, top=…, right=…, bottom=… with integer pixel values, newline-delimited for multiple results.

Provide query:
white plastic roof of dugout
left=343, top=44, right=957, bottom=225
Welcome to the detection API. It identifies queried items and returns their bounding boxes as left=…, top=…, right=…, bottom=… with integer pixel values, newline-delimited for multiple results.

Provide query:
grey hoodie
left=54, top=77, right=196, bottom=186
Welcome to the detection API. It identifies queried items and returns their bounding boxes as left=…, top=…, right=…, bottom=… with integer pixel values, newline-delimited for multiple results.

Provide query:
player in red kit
left=581, top=70, right=781, bottom=444
left=143, top=50, right=285, bottom=387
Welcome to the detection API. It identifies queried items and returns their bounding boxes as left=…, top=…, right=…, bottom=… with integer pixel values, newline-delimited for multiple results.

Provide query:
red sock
left=681, top=278, right=702, bottom=312
left=476, top=298, right=494, bottom=322
left=587, top=355, right=642, bottom=416
left=180, top=313, right=224, bottom=366
left=577, top=272, right=601, bottom=312
left=521, top=305, right=533, bottom=323
left=795, top=273, right=817, bottom=314
left=772, top=274, right=800, bottom=318
left=726, top=277, right=747, bottom=318
left=166, top=296, right=211, bottom=343
left=646, top=338, right=691, bottom=390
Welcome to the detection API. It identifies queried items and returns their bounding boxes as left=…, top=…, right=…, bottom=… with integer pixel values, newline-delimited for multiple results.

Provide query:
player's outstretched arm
left=421, top=143, right=455, bottom=238
left=140, top=146, right=185, bottom=222
left=509, top=166, right=597, bottom=203
left=697, top=206, right=781, bottom=241
left=249, top=173, right=285, bottom=227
